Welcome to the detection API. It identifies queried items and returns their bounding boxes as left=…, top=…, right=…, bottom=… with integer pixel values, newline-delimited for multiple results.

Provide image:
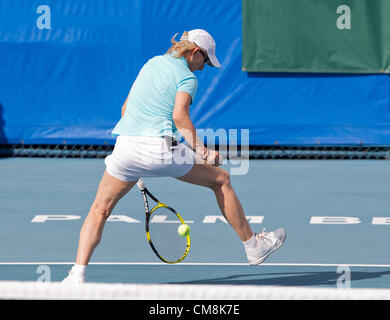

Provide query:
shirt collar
left=167, top=51, right=190, bottom=69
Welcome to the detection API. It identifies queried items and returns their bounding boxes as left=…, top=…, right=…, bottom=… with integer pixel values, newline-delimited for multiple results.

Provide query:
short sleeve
left=177, top=76, right=198, bottom=104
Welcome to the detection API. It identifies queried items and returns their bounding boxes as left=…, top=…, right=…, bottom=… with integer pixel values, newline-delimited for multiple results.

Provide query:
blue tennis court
left=1, top=157, right=389, bottom=290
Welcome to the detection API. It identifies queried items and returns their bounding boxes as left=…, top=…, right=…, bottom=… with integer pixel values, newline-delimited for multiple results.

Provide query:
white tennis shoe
left=245, top=228, right=287, bottom=265
left=61, top=270, right=86, bottom=285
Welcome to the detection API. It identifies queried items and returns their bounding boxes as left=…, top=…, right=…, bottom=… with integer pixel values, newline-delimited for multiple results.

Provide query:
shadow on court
left=170, top=270, right=390, bottom=287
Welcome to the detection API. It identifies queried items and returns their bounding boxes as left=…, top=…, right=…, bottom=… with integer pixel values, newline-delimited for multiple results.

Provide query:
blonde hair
left=166, top=31, right=198, bottom=58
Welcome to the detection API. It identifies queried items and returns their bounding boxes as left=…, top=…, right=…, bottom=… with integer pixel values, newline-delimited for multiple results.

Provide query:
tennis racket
left=137, top=179, right=191, bottom=264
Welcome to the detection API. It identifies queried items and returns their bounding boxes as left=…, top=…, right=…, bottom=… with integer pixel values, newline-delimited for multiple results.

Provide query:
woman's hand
left=202, top=149, right=223, bottom=166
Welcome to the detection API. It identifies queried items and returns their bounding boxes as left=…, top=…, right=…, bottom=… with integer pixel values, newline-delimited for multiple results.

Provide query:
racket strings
left=148, top=206, right=188, bottom=263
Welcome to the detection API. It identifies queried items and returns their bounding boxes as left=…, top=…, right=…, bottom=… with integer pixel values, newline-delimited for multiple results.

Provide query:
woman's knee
left=90, top=200, right=114, bottom=220
left=210, top=168, right=231, bottom=191
left=89, top=172, right=135, bottom=219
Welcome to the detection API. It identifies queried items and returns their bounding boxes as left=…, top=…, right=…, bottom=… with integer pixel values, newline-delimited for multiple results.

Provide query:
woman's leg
left=75, top=171, right=137, bottom=265
left=176, top=164, right=253, bottom=242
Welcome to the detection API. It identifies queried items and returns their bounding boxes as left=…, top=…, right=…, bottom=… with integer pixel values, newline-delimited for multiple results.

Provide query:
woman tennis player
left=63, top=29, right=286, bottom=284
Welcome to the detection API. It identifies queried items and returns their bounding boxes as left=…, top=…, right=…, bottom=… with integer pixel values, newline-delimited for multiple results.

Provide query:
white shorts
left=105, top=135, right=196, bottom=182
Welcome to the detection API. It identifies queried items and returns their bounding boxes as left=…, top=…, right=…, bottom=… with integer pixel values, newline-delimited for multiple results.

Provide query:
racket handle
left=136, top=179, right=146, bottom=190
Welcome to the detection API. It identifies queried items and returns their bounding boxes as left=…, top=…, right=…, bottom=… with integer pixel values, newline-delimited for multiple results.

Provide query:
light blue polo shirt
left=112, top=53, right=198, bottom=138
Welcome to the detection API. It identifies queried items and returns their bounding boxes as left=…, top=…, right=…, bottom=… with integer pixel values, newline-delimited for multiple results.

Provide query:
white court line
left=0, top=262, right=390, bottom=267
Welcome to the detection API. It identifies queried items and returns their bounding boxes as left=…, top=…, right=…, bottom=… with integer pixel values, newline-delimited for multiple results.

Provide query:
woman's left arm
left=173, top=91, right=221, bottom=166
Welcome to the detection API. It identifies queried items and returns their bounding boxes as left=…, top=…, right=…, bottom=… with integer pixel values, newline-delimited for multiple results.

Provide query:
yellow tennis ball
left=178, top=223, right=190, bottom=237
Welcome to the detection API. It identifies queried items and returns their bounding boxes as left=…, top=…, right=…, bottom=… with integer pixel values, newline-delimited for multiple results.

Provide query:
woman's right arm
left=121, top=83, right=135, bottom=117
left=121, top=95, right=129, bottom=117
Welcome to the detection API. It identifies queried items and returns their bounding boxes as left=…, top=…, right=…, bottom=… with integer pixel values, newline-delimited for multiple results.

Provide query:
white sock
left=242, top=233, right=256, bottom=249
left=72, top=264, right=87, bottom=275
